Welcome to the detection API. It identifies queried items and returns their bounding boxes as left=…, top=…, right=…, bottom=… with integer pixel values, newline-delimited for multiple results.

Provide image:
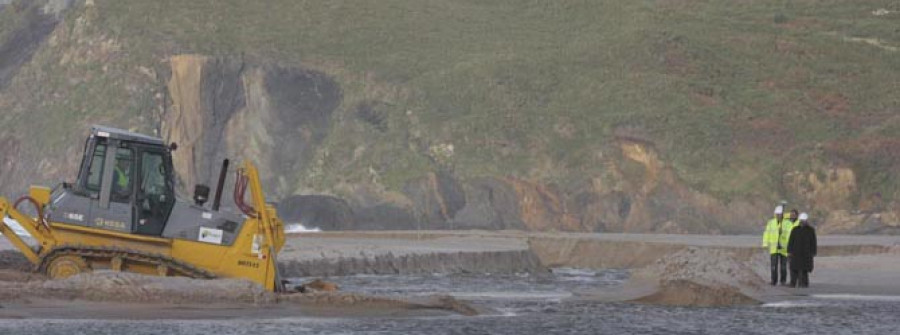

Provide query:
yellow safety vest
left=778, top=219, right=797, bottom=255
left=114, top=165, right=129, bottom=189
left=762, top=217, right=782, bottom=255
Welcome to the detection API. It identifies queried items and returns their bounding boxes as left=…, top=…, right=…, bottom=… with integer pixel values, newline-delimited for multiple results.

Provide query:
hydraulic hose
left=233, top=170, right=258, bottom=218
left=13, top=196, right=51, bottom=232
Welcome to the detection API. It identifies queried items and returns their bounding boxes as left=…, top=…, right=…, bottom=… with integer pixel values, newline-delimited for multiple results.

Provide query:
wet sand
left=802, top=254, right=900, bottom=296
left=1, top=231, right=899, bottom=318
left=0, top=298, right=467, bottom=320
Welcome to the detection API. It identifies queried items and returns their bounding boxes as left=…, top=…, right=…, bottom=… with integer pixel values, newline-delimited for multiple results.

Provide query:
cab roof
left=91, top=125, right=166, bottom=146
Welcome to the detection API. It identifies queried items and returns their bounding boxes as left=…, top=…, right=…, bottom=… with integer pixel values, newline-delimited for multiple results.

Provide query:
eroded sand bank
left=0, top=267, right=480, bottom=319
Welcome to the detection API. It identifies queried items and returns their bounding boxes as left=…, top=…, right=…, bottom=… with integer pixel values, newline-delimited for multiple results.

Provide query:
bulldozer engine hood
left=161, top=201, right=246, bottom=246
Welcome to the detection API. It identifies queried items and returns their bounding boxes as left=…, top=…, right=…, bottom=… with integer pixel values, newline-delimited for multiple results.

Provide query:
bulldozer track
left=37, top=245, right=217, bottom=279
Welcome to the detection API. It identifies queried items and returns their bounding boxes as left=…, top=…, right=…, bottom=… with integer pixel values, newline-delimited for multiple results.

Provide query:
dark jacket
left=787, top=224, right=817, bottom=272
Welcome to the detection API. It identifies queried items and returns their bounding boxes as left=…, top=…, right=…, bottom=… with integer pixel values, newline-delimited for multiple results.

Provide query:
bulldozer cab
left=68, top=126, right=176, bottom=236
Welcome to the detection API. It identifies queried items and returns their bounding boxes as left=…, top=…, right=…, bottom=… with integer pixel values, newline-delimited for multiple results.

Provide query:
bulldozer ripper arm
left=0, top=197, right=56, bottom=264
left=240, top=162, right=286, bottom=292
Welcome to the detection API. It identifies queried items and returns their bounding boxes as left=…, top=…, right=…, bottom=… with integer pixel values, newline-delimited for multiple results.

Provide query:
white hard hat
left=799, top=212, right=809, bottom=221
left=774, top=206, right=784, bottom=215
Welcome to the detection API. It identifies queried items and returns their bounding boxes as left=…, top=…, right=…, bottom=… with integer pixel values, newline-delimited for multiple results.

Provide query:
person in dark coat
left=787, top=212, right=817, bottom=288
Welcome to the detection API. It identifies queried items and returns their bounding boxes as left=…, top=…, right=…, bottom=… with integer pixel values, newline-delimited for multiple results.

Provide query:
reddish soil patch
left=811, top=91, right=852, bottom=122
left=731, top=117, right=792, bottom=152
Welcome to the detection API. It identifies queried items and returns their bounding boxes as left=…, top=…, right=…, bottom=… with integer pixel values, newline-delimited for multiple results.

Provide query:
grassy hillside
left=85, top=0, right=898, bottom=197
left=1, top=0, right=898, bottom=232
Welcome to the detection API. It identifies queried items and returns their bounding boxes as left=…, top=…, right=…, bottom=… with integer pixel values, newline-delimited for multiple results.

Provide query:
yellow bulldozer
left=0, top=126, right=287, bottom=292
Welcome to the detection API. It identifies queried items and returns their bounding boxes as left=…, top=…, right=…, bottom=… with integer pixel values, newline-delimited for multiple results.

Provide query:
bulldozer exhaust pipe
left=212, top=159, right=229, bottom=211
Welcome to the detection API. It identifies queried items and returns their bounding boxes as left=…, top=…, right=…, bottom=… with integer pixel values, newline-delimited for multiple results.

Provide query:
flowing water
left=2, top=269, right=899, bottom=334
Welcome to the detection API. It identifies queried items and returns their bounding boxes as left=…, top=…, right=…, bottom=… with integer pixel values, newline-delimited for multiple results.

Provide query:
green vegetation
left=3, top=0, right=899, bottom=203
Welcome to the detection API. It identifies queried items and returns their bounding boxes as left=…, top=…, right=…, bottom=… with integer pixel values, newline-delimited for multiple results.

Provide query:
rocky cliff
left=0, top=0, right=898, bottom=234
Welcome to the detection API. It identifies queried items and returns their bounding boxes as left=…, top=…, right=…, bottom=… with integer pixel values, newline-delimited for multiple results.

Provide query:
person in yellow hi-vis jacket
left=763, top=205, right=787, bottom=285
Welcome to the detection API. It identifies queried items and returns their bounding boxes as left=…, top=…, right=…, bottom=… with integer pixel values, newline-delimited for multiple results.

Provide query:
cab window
left=139, top=151, right=170, bottom=204
left=86, top=144, right=106, bottom=191
left=85, top=144, right=133, bottom=202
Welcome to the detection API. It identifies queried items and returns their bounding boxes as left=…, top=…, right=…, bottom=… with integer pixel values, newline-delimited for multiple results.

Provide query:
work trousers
left=790, top=267, right=798, bottom=287
left=770, top=254, right=787, bottom=285
left=789, top=256, right=812, bottom=288
left=789, top=267, right=810, bottom=288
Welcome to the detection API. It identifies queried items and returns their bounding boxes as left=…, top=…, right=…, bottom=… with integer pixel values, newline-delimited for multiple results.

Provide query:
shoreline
left=1, top=231, right=898, bottom=318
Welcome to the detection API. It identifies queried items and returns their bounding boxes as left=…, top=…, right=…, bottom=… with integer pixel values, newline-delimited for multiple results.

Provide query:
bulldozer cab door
left=83, top=138, right=136, bottom=232
left=132, top=146, right=175, bottom=236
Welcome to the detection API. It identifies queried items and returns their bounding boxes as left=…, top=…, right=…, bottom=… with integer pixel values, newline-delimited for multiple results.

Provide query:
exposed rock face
left=565, top=139, right=769, bottom=234
left=507, top=177, right=583, bottom=232
left=261, top=66, right=341, bottom=192
left=165, top=54, right=217, bottom=190
left=785, top=167, right=858, bottom=211
left=821, top=210, right=900, bottom=235
left=450, top=177, right=526, bottom=230
left=163, top=55, right=340, bottom=197
left=352, top=204, right=419, bottom=230
left=277, top=138, right=771, bottom=233
left=403, top=170, right=466, bottom=229
left=156, top=55, right=805, bottom=234
left=277, top=195, right=355, bottom=230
